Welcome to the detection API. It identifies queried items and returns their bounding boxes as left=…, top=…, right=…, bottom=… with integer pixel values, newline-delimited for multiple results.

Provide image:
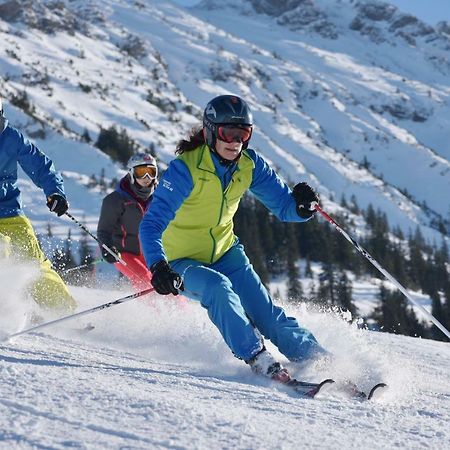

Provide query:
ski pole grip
left=102, top=243, right=127, bottom=266
left=310, top=201, right=319, bottom=211
left=174, top=277, right=183, bottom=290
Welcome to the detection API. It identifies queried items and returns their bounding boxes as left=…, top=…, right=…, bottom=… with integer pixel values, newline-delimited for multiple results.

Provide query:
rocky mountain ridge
left=0, top=0, right=448, bottom=245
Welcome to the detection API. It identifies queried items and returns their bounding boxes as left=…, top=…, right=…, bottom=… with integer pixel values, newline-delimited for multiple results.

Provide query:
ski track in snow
left=1, top=281, right=449, bottom=449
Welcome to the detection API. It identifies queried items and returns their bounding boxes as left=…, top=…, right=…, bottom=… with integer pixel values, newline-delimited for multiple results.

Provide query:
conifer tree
left=287, top=253, right=304, bottom=302
left=336, top=271, right=356, bottom=316
left=234, top=195, right=269, bottom=283
left=372, top=285, right=426, bottom=337
left=95, top=125, right=136, bottom=165
left=64, top=229, right=77, bottom=271
left=77, top=231, right=96, bottom=287
left=304, top=256, right=313, bottom=278
left=350, top=194, right=360, bottom=215
left=82, top=128, right=91, bottom=143
left=407, top=227, right=428, bottom=289
left=318, top=262, right=337, bottom=306
left=307, top=280, right=317, bottom=303
left=52, top=230, right=77, bottom=279
left=99, top=168, right=108, bottom=194
left=443, top=283, right=450, bottom=330
left=340, top=194, right=348, bottom=209
left=330, top=214, right=356, bottom=271
left=269, top=220, right=291, bottom=275
left=364, top=207, right=391, bottom=275
left=46, top=223, right=53, bottom=238
left=430, top=292, right=446, bottom=341
left=389, top=241, right=410, bottom=286
left=79, top=228, right=93, bottom=265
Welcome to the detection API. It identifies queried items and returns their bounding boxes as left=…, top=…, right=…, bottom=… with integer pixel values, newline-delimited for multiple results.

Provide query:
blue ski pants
left=170, top=243, right=324, bottom=362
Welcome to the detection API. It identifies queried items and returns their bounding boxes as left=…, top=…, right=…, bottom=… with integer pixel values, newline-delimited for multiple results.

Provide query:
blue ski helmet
left=203, top=95, right=253, bottom=150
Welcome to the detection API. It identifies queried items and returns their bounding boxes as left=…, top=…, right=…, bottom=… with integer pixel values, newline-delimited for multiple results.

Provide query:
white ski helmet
left=127, top=152, right=158, bottom=183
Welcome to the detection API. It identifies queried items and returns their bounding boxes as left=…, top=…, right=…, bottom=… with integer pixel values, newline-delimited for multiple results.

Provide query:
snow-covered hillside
left=0, top=0, right=449, bottom=244
left=1, top=3, right=450, bottom=445
left=0, top=272, right=449, bottom=449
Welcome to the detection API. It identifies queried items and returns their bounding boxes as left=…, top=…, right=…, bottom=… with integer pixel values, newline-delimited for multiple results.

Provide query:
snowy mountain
left=1, top=2, right=450, bottom=447
left=0, top=278, right=449, bottom=449
left=0, top=0, right=449, bottom=245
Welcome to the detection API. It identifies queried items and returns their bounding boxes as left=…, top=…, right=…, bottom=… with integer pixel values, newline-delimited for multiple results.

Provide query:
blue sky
left=172, top=0, right=450, bottom=25
left=171, top=0, right=198, bottom=5
left=388, top=0, right=450, bottom=25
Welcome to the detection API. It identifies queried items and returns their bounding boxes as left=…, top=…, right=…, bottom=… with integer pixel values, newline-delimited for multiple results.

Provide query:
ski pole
left=64, top=212, right=151, bottom=287
left=4, top=287, right=155, bottom=341
left=64, top=212, right=127, bottom=266
left=314, top=203, right=450, bottom=341
left=62, top=258, right=103, bottom=274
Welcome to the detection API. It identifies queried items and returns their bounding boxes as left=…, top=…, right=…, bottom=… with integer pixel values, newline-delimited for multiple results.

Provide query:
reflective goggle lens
left=217, top=125, right=252, bottom=144
left=133, top=165, right=157, bottom=179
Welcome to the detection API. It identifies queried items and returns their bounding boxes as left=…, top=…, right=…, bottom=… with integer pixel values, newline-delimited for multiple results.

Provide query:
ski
left=273, top=377, right=386, bottom=400
left=285, top=378, right=335, bottom=398
left=367, top=383, right=388, bottom=400
left=340, top=380, right=388, bottom=400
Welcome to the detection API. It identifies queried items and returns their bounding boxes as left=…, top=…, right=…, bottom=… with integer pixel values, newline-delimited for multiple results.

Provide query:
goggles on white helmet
left=127, top=153, right=158, bottom=182
left=133, top=165, right=157, bottom=179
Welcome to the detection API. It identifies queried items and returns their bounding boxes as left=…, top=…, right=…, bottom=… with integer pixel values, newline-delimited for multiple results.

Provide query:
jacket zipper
left=209, top=178, right=227, bottom=263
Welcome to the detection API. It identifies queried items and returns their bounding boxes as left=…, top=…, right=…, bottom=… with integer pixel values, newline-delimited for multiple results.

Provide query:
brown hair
left=176, top=127, right=205, bottom=154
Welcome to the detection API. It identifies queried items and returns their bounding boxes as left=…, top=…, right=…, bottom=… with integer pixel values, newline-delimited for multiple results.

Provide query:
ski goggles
left=217, top=124, right=253, bottom=144
left=133, top=165, right=158, bottom=179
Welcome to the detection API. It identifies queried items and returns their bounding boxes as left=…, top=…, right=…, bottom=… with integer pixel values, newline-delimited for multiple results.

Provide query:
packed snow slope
left=0, top=282, right=450, bottom=449
left=0, top=0, right=449, bottom=245
left=0, top=265, right=449, bottom=449
left=1, top=3, right=450, bottom=446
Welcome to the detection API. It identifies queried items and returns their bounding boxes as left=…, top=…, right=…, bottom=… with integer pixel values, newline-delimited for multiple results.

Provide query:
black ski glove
left=101, top=245, right=120, bottom=264
left=46, top=193, right=69, bottom=217
left=150, top=260, right=184, bottom=296
left=292, top=182, right=320, bottom=219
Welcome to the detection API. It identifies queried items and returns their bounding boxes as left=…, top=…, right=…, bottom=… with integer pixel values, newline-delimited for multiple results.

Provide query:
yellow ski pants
left=0, top=215, right=76, bottom=311
left=0, top=231, right=11, bottom=258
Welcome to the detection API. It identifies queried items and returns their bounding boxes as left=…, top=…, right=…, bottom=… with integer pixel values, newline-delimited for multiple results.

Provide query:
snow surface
left=1, top=2, right=450, bottom=447
left=0, top=261, right=449, bottom=449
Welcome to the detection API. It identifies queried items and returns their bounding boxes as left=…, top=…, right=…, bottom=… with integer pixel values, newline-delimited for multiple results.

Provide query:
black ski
left=367, top=383, right=388, bottom=400
left=286, top=378, right=335, bottom=398
left=270, top=375, right=386, bottom=400
left=341, top=380, right=388, bottom=400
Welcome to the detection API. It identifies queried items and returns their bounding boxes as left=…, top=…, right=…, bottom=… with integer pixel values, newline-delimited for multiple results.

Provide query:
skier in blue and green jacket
left=140, top=95, right=326, bottom=383
left=0, top=97, right=76, bottom=311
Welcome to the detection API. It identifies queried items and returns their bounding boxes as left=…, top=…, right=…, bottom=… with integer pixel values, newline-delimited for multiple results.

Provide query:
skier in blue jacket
left=140, top=95, right=325, bottom=383
left=0, top=98, right=76, bottom=311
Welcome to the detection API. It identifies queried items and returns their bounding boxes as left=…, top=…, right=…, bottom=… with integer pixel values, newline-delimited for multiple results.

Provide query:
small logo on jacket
left=162, top=180, right=173, bottom=191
